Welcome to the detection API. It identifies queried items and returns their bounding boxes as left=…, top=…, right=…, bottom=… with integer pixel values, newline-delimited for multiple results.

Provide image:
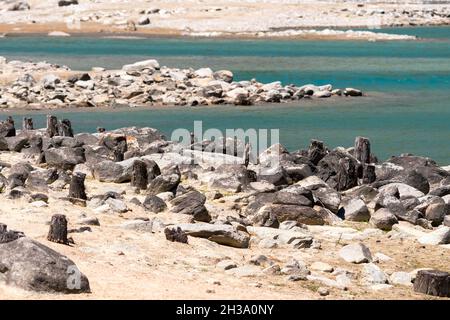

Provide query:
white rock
left=122, top=59, right=160, bottom=72
left=339, top=243, right=373, bottom=264
left=31, top=201, right=48, bottom=208
left=374, top=252, right=393, bottom=262
left=310, top=262, right=334, bottom=273
left=418, top=226, right=450, bottom=245
left=194, top=68, right=213, bottom=78
left=105, top=198, right=128, bottom=213
left=48, top=31, right=71, bottom=37
left=390, top=272, right=412, bottom=286
left=363, top=263, right=389, bottom=284
left=379, top=183, right=425, bottom=198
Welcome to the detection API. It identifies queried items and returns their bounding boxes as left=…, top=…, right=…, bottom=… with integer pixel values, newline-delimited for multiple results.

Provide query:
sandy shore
left=1, top=0, right=449, bottom=40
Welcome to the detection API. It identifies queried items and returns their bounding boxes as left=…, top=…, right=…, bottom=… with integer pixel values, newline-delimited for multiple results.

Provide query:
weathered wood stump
left=68, top=172, right=87, bottom=200
left=308, top=139, right=326, bottom=165
left=0, top=224, right=24, bottom=244
left=244, top=142, right=250, bottom=168
left=58, top=119, right=74, bottom=137
left=46, top=115, right=59, bottom=137
left=164, top=227, right=188, bottom=244
left=414, top=270, right=449, bottom=297
left=0, top=116, right=16, bottom=137
left=131, top=160, right=148, bottom=190
left=354, top=136, right=371, bottom=164
left=190, top=132, right=195, bottom=151
left=47, top=214, right=69, bottom=245
left=362, top=164, right=376, bottom=184
left=337, top=157, right=358, bottom=191
left=22, top=117, right=34, bottom=131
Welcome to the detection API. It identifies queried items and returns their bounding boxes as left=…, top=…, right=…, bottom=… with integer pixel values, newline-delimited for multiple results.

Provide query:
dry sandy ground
left=0, top=151, right=448, bottom=300
left=0, top=0, right=449, bottom=39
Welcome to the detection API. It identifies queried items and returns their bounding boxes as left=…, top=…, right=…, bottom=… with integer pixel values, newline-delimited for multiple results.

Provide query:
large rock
left=316, top=150, right=358, bottom=191
left=246, top=226, right=313, bottom=248
left=340, top=198, right=370, bottom=222
left=370, top=208, right=398, bottom=231
left=176, top=223, right=250, bottom=248
left=425, top=203, right=448, bottom=227
left=363, top=263, right=389, bottom=284
left=170, top=190, right=210, bottom=222
left=122, top=60, right=160, bottom=72
left=210, top=164, right=255, bottom=192
left=0, top=237, right=90, bottom=293
left=274, top=186, right=314, bottom=207
left=147, top=173, right=180, bottom=195
left=254, top=204, right=325, bottom=227
left=93, top=158, right=138, bottom=183
left=143, top=195, right=167, bottom=213
left=385, top=155, right=450, bottom=185
left=379, top=183, right=424, bottom=199
left=339, top=243, right=373, bottom=264
left=44, top=147, right=85, bottom=170
left=418, top=226, right=450, bottom=245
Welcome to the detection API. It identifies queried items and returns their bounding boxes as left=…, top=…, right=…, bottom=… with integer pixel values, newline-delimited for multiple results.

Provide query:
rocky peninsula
left=0, top=116, right=449, bottom=299
left=0, top=57, right=363, bottom=110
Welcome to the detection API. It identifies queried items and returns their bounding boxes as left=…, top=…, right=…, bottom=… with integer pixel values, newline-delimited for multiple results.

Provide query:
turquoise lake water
left=0, top=27, right=450, bottom=163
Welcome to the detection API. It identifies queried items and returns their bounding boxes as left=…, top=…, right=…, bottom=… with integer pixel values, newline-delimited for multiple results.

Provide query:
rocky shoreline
left=1, top=0, right=450, bottom=41
left=0, top=116, right=449, bottom=298
left=0, top=57, right=363, bottom=109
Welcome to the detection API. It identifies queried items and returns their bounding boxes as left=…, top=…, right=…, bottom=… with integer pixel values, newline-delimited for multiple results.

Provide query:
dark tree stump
left=58, top=119, right=74, bottom=137
left=308, top=139, right=326, bottom=165
left=22, top=117, right=34, bottom=131
left=337, top=157, right=358, bottom=191
left=354, top=136, right=371, bottom=164
left=47, top=214, right=69, bottom=245
left=190, top=132, right=195, bottom=151
left=164, top=227, right=188, bottom=244
left=362, top=164, right=376, bottom=184
left=244, top=142, right=250, bottom=168
left=0, top=223, right=24, bottom=244
left=131, top=160, right=148, bottom=190
left=46, top=115, right=59, bottom=138
left=68, top=172, right=87, bottom=200
left=414, top=270, right=449, bottom=297
left=0, top=116, right=16, bottom=137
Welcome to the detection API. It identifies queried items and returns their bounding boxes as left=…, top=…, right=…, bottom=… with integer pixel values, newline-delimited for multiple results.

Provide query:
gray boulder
left=0, top=237, right=90, bottom=293
left=339, top=243, right=373, bottom=264
left=176, top=223, right=250, bottom=248
left=340, top=198, right=370, bottom=222
left=370, top=208, right=398, bottom=231
left=170, top=190, right=210, bottom=222
left=44, top=147, right=85, bottom=170
left=143, top=195, right=167, bottom=213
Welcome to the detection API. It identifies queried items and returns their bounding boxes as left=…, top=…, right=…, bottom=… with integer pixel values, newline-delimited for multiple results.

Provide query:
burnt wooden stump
left=22, top=117, right=34, bottom=131
left=0, top=116, right=16, bottom=137
left=244, top=142, right=250, bottom=168
left=362, top=164, right=376, bottom=184
left=46, top=115, right=59, bottom=138
left=47, top=214, right=69, bottom=245
left=58, top=119, right=74, bottom=137
left=131, top=160, right=148, bottom=190
left=164, top=227, right=188, bottom=244
left=337, top=157, right=358, bottom=191
left=354, top=136, right=371, bottom=164
left=0, top=223, right=24, bottom=244
left=69, top=172, right=87, bottom=200
left=413, top=270, right=449, bottom=297
left=308, top=139, right=326, bottom=165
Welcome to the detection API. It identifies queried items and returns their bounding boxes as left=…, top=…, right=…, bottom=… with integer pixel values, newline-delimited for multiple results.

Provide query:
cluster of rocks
left=0, top=57, right=363, bottom=109
left=0, top=116, right=449, bottom=296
